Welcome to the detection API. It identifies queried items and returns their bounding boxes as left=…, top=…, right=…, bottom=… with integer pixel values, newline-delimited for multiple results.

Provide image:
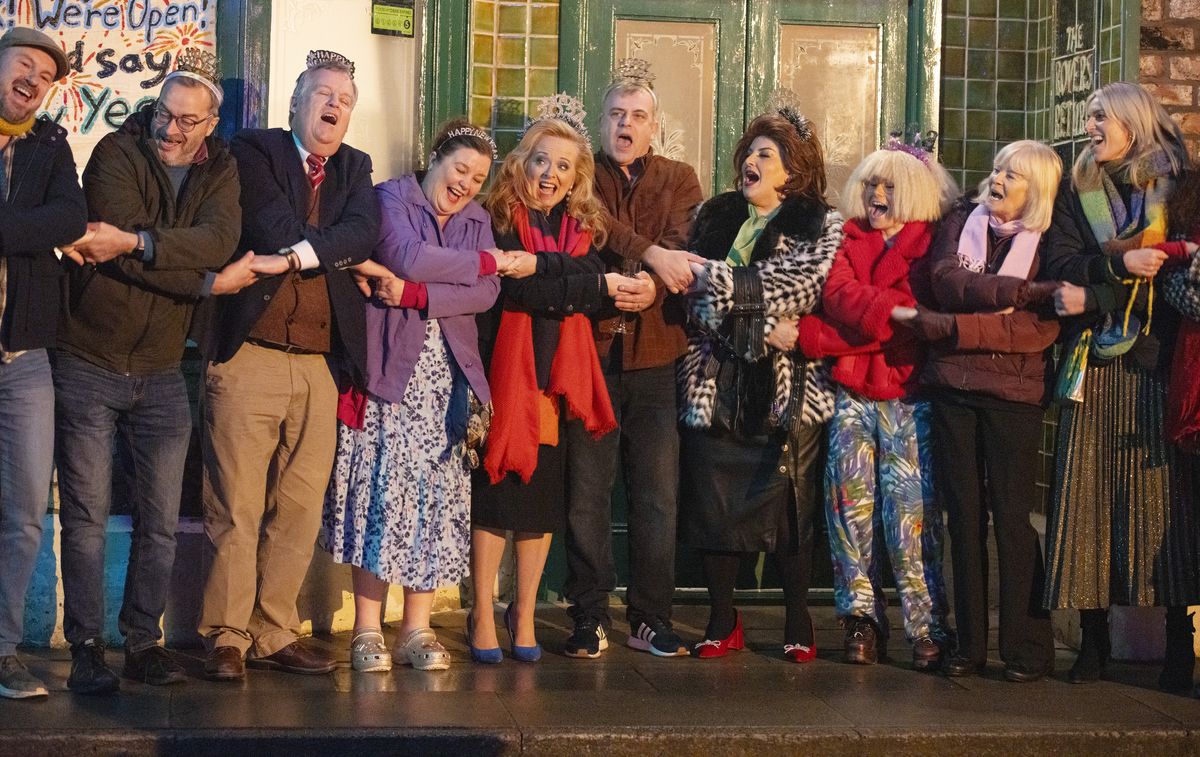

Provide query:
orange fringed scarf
left=483, top=205, right=617, bottom=484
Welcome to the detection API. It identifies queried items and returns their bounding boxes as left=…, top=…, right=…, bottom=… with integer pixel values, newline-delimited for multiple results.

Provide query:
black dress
left=471, top=203, right=608, bottom=533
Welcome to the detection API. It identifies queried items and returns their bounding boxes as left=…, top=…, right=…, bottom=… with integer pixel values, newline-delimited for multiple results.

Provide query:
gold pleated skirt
left=1044, top=354, right=1200, bottom=609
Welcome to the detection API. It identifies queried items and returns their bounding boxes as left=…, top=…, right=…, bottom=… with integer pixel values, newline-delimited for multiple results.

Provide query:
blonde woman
left=916, top=140, right=1064, bottom=681
left=794, top=138, right=958, bottom=670
left=469, top=107, right=646, bottom=662
left=1042, top=82, right=1197, bottom=690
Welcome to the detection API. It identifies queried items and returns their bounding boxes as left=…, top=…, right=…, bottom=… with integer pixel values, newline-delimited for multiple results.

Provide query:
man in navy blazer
left=0, top=26, right=86, bottom=701
left=198, top=50, right=380, bottom=681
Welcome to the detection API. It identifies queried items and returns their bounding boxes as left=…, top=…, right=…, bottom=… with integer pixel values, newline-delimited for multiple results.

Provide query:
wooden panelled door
left=558, top=0, right=918, bottom=596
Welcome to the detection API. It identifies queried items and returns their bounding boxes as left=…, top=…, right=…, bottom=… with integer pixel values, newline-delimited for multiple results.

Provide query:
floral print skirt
left=321, top=320, right=471, bottom=590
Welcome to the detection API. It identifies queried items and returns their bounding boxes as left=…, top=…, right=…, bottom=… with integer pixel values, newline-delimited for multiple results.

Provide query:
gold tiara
left=164, top=48, right=223, bottom=106
left=612, top=58, right=655, bottom=88
left=306, top=49, right=355, bottom=78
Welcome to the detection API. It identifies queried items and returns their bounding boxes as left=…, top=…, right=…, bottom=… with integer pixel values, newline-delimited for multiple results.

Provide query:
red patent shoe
left=692, top=612, right=744, bottom=659
left=784, top=642, right=816, bottom=663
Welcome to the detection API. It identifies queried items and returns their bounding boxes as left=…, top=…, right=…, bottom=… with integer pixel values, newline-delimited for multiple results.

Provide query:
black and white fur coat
left=680, top=191, right=843, bottom=431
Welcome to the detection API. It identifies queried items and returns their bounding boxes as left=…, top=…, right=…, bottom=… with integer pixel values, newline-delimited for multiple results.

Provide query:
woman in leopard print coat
left=679, top=108, right=843, bottom=663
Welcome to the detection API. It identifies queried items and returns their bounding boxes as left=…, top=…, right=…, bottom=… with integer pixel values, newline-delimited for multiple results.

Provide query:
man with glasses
left=53, top=48, right=241, bottom=694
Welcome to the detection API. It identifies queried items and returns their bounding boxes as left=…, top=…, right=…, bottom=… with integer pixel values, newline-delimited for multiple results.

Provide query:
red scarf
left=483, top=205, right=617, bottom=483
left=1167, top=319, right=1200, bottom=452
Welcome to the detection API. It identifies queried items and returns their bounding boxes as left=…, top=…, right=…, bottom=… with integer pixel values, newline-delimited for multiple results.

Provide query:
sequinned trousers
left=824, top=389, right=947, bottom=641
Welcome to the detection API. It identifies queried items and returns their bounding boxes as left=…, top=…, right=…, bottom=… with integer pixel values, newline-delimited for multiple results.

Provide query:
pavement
left=1, top=602, right=1198, bottom=757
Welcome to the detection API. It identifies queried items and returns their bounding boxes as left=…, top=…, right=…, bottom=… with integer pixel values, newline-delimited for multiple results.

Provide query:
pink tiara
left=883, top=129, right=938, bottom=166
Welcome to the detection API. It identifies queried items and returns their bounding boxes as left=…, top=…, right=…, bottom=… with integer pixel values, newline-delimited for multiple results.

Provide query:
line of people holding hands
left=0, top=25, right=1196, bottom=702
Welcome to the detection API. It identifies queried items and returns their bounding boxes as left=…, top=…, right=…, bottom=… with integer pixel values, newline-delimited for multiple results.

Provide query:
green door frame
left=559, top=0, right=748, bottom=194
left=215, top=0, right=273, bottom=137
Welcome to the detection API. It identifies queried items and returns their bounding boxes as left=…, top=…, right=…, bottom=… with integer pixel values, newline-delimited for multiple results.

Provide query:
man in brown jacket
left=562, top=60, right=705, bottom=659
left=54, top=50, right=240, bottom=695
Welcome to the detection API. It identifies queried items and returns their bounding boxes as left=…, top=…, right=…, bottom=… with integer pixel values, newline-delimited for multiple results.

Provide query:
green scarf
left=726, top=203, right=780, bottom=267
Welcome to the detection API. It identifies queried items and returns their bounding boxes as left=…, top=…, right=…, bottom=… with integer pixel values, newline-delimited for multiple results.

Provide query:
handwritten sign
left=0, top=1, right=217, bottom=165
left=1052, top=11, right=1096, bottom=143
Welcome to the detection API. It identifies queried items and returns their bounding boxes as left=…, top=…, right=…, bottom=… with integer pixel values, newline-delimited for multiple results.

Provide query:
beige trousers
left=198, top=342, right=337, bottom=657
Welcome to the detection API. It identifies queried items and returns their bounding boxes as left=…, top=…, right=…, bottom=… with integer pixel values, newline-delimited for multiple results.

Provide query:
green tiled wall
left=468, top=0, right=560, bottom=157
left=941, top=0, right=1134, bottom=187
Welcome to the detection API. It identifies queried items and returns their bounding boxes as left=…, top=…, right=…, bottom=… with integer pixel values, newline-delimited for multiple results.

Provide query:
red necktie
left=306, top=153, right=326, bottom=191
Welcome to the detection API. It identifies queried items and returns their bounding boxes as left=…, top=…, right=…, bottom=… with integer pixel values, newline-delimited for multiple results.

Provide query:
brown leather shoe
left=911, top=635, right=943, bottom=673
left=204, top=646, right=245, bottom=682
left=843, top=617, right=878, bottom=665
left=246, top=641, right=336, bottom=675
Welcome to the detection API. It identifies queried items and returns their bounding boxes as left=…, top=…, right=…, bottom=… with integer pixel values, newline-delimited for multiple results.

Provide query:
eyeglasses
left=152, top=105, right=213, bottom=134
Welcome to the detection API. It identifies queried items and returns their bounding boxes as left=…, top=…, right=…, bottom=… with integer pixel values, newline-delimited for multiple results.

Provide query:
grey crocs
left=350, top=629, right=392, bottom=672
left=394, top=627, right=450, bottom=671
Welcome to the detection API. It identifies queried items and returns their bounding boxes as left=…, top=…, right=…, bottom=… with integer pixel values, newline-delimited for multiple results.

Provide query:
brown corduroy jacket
left=592, top=151, right=704, bottom=370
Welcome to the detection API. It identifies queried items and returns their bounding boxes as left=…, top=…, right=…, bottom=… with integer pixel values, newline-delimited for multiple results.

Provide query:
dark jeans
left=0, top=350, right=55, bottom=656
left=54, top=352, right=192, bottom=652
left=564, top=363, right=679, bottom=628
left=931, top=391, right=1054, bottom=670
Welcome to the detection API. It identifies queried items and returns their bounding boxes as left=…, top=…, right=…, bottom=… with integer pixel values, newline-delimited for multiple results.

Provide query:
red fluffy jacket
left=796, top=218, right=935, bottom=400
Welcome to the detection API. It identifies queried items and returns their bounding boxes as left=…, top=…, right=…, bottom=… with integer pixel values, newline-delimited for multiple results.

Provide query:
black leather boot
left=1158, top=606, right=1196, bottom=695
left=1067, top=608, right=1110, bottom=684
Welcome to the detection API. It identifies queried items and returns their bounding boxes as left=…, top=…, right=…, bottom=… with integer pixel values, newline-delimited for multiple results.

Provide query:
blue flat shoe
left=504, top=604, right=542, bottom=663
left=466, top=612, right=502, bottom=664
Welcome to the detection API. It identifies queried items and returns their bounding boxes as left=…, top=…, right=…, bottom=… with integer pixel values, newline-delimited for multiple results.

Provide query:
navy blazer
left=202, top=128, right=380, bottom=383
left=0, top=116, right=87, bottom=351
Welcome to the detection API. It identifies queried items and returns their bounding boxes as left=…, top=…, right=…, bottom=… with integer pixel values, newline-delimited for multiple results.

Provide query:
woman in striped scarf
left=1041, top=81, right=1198, bottom=693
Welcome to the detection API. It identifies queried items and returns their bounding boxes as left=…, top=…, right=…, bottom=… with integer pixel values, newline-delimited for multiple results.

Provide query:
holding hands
left=61, top=222, right=135, bottom=265
left=485, top=247, right=537, bottom=279
left=608, top=270, right=656, bottom=313
left=642, top=245, right=708, bottom=294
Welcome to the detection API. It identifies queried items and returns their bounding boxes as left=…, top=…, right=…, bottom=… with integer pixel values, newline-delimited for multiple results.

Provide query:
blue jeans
left=564, top=363, right=680, bottom=628
left=54, top=352, right=192, bottom=651
left=0, top=350, right=55, bottom=656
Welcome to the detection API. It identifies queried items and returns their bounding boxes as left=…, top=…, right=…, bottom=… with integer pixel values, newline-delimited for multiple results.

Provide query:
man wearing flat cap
left=198, top=50, right=379, bottom=681
left=53, top=47, right=241, bottom=695
left=0, top=27, right=87, bottom=700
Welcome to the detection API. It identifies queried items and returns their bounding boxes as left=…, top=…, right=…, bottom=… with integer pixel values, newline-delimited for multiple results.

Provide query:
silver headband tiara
left=765, top=88, right=813, bottom=142
left=524, top=92, right=592, bottom=150
left=435, top=125, right=499, bottom=160
left=306, top=49, right=355, bottom=78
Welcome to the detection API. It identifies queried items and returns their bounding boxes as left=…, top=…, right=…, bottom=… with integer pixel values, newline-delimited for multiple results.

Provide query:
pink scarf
left=956, top=203, right=1042, bottom=279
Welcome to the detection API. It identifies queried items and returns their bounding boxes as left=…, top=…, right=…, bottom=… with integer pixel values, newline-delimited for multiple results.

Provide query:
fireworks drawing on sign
left=146, top=21, right=213, bottom=54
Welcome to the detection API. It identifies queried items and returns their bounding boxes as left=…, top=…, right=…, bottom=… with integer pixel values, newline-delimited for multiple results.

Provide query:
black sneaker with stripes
left=627, top=618, right=688, bottom=657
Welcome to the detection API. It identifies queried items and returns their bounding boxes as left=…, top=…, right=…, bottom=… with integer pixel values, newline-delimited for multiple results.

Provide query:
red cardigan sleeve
left=820, top=248, right=911, bottom=343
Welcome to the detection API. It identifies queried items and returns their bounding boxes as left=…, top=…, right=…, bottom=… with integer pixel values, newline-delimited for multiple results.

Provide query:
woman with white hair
left=1042, top=81, right=1198, bottom=691
left=906, top=140, right=1064, bottom=681
left=793, top=139, right=957, bottom=670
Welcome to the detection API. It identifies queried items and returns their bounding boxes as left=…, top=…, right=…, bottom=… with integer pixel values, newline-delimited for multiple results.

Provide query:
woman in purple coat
left=321, top=119, right=509, bottom=672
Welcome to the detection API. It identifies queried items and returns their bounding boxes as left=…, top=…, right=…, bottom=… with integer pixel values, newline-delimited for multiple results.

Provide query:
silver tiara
left=436, top=125, right=499, bottom=159
left=525, top=92, right=591, bottom=150
left=765, top=88, right=813, bottom=142
left=306, top=49, right=355, bottom=78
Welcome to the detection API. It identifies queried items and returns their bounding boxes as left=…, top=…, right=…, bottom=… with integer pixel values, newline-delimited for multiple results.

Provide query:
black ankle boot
left=1068, top=609, right=1110, bottom=684
left=1158, top=606, right=1196, bottom=695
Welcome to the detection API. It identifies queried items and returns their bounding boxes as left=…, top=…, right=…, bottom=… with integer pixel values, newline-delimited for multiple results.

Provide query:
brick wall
left=1142, top=0, right=1200, bottom=156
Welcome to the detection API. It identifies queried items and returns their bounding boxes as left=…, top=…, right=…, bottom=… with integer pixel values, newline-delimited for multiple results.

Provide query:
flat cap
left=0, top=27, right=69, bottom=81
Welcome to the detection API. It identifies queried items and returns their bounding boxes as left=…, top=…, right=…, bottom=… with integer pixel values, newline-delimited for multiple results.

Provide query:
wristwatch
left=133, top=232, right=145, bottom=256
